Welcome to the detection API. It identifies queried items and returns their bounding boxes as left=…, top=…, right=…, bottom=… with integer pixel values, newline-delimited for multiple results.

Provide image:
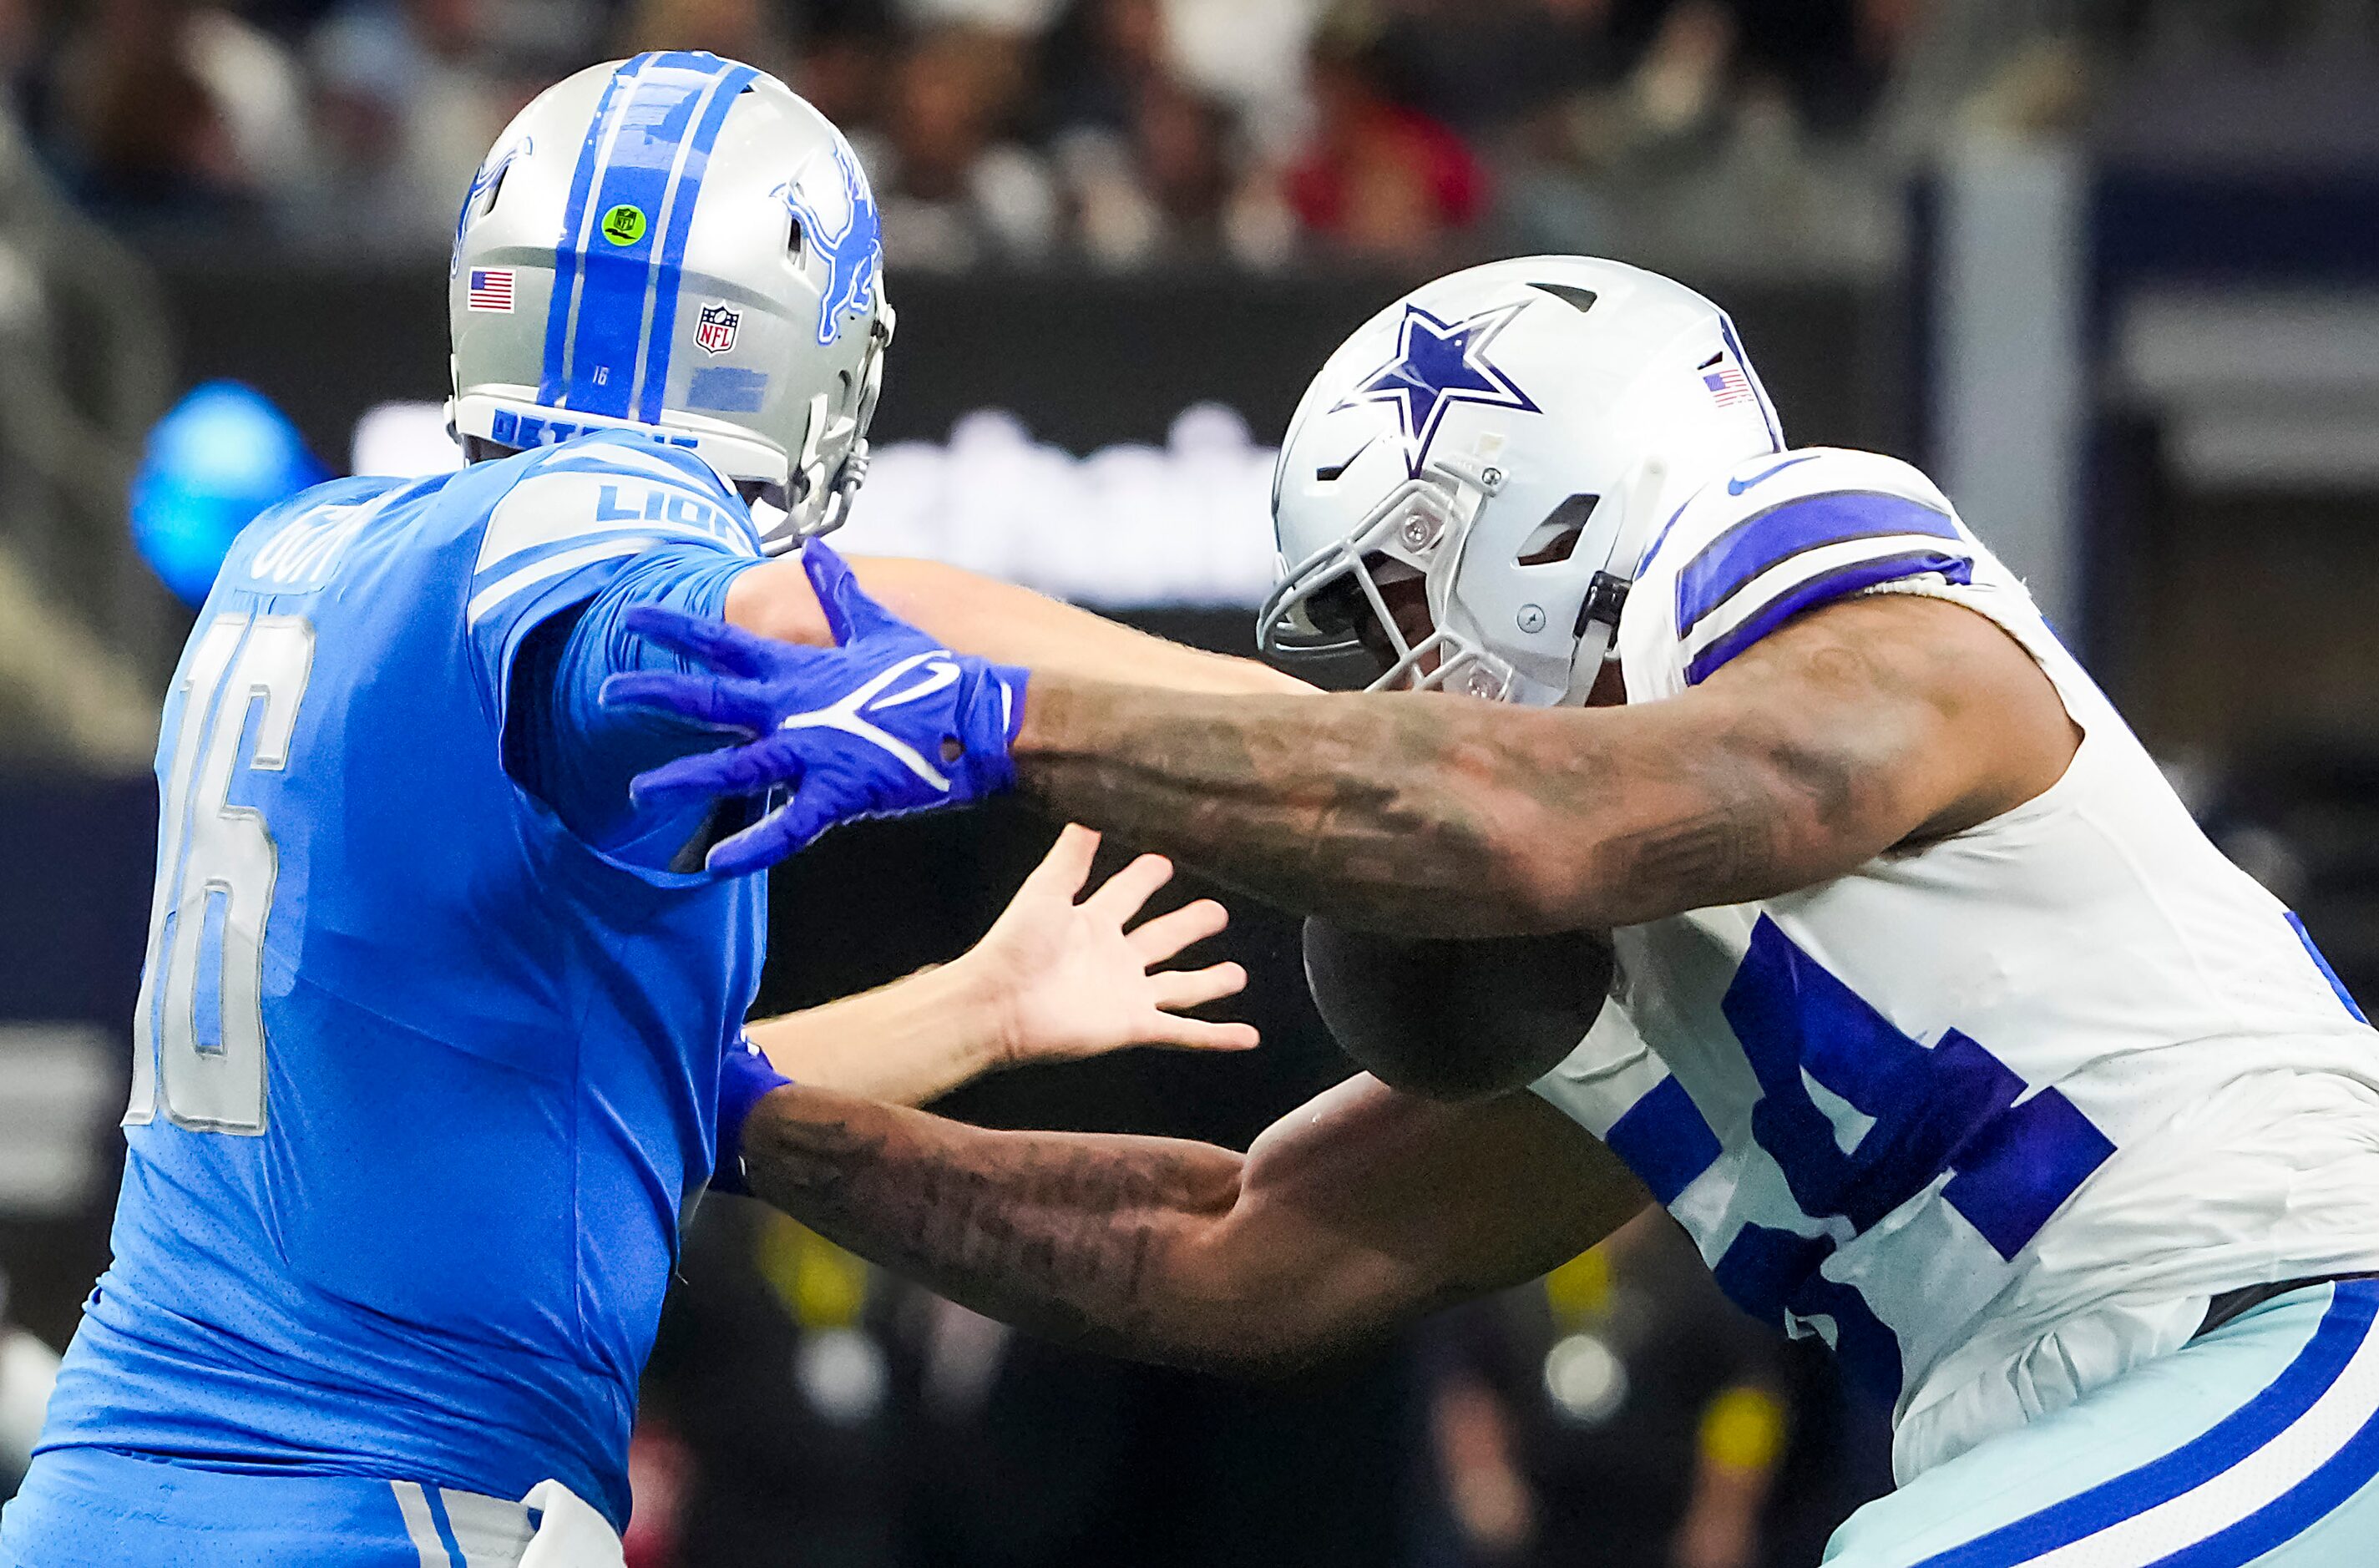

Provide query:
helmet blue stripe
left=539, top=55, right=644, bottom=408
left=636, top=59, right=758, bottom=424
left=557, top=55, right=716, bottom=418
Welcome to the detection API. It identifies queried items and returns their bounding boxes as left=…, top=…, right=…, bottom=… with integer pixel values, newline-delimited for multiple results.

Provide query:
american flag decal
left=467, top=269, right=515, bottom=313
left=1703, top=358, right=1754, bottom=409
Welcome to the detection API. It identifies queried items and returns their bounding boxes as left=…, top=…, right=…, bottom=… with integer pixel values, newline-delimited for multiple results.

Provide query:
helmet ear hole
left=1516, top=493, right=1598, bottom=565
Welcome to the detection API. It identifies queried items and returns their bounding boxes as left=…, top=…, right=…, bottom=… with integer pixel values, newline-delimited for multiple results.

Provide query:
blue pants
left=0, top=1445, right=535, bottom=1567
left=1828, top=1279, right=2379, bottom=1566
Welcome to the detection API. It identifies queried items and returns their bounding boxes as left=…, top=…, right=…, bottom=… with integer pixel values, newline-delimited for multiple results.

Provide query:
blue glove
left=711, top=1034, right=792, bottom=1197
left=600, top=542, right=1027, bottom=876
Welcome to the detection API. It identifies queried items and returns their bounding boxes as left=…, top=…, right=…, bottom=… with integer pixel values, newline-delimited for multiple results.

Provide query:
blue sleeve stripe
left=1677, top=490, right=1963, bottom=637
left=1600, top=1074, right=1722, bottom=1206
left=1633, top=499, right=1693, bottom=578
left=2287, top=912, right=2370, bottom=1024
left=1683, top=549, right=1973, bottom=685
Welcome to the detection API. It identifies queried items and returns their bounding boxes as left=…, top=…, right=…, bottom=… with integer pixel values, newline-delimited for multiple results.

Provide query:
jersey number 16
left=126, top=612, right=316, bottom=1136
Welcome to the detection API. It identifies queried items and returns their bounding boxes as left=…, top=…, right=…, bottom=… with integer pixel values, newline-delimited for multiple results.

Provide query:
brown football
left=1302, top=918, right=1617, bottom=1103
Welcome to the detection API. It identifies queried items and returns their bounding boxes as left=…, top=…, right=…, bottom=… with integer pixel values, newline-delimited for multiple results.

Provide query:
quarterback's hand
left=602, top=543, right=1028, bottom=875
left=961, top=825, right=1259, bottom=1065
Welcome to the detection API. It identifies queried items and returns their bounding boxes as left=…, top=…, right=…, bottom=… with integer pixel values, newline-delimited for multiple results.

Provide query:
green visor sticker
left=600, top=205, right=649, bottom=246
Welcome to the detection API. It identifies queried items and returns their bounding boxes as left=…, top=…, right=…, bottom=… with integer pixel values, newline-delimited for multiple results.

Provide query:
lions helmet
left=449, top=53, right=892, bottom=552
left=1259, top=257, right=1782, bottom=705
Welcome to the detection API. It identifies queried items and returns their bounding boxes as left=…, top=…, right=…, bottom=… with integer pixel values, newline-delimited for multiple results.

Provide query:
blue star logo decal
left=1332, top=302, right=1539, bottom=478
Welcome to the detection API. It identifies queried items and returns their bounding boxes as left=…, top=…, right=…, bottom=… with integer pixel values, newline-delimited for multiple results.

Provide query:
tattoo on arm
left=1016, top=682, right=1529, bottom=931
left=737, top=1077, right=1637, bottom=1377
left=741, top=1085, right=1248, bottom=1364
left=1597, top=804, right=1769, bottom=903
left=1016, top=680, right=1855, bottom=934
left=1008, top=598, right=2009, bottom=935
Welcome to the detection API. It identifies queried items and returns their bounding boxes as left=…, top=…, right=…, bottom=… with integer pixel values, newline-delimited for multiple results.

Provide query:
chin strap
left=1568, top=609, right=1620, bottom=695
left=1562, top=458, right=1676, bottom=701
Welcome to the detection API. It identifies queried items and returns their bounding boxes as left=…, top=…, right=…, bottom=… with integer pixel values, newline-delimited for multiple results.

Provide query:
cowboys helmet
left=448, top=52, right=892, bottom=552
left=1259, top=256, right=1781, bottom=705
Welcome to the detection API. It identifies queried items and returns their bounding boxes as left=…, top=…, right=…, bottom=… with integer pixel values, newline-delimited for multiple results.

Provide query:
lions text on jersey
left=1531, top=448, right=2379, bottom=1491
left=6, top=432, right=774, bottom=1563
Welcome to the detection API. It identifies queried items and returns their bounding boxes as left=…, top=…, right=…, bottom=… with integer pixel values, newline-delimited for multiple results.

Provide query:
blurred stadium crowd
left=0, top=0, right=2117, bottom=273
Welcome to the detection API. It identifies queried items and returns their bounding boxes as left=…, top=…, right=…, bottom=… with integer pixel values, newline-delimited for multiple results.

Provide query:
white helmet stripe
left=540, top=58, right=639, bottom=403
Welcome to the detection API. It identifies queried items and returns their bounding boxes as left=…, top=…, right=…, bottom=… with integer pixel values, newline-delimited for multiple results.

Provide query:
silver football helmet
left=448, top=52, right=893, bottom=551
left=1259, top=256, right=1782, bottom=706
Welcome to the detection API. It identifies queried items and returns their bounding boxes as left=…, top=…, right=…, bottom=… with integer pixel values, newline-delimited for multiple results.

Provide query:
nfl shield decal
left=695, top=303, right=742, bottom=356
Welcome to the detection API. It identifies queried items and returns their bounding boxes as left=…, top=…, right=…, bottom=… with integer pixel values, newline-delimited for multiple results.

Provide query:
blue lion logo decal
left=452, top=137, right=531, bottom=278
left=775, top=135, right=882, bottom=347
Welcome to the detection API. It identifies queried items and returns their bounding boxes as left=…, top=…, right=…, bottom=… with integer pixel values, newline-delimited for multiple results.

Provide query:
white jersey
left=1530, top=446, right=2379, bottom=1484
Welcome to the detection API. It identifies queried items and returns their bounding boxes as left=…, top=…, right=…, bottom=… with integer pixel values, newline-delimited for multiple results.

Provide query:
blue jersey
left=38, top=433, right=772, bottom=1528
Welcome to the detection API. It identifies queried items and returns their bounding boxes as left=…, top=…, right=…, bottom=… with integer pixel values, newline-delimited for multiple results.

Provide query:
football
left=1302, top=918, right=1617, bottom=1102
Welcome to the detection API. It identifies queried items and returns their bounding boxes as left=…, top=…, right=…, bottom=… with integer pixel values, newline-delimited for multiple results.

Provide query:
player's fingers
left=1148, top=1015, right=1261, bottom=1053
left=1021, top=824, right=1101, bottom=901
left=705, top=817, right=792, bottom=878
left=1150, top=960, right=1248, bottom=1013
left=620, top=605, right=769, bottom=676
left=600, top=670, right=771, bottom=731
left=629, top=748, right=739, bottom=806
left=631, top=739, right=796, bottom=807
left=1082, top=852, right=1174, bottom=924
left=706, top=790, right=833, bottom=877
left=1127, top=898, right=1229, bottom=965
left=802, top=541, right=912, bottom=646
left=800, top=542, right=861, bottom=645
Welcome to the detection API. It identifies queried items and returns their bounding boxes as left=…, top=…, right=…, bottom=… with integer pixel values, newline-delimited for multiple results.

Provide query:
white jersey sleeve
left=1617, top=447, right=1980, bottom=699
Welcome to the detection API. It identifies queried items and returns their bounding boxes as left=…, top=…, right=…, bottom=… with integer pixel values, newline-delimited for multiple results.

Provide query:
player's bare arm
left=737, top=1070, right=1648, bottom=1374
left=740, top=824, right=1253, bottom=1108
left=1011, top=590, right=2079, bottom=935
left=587, top=255, right=2379, bottom=1568
left=726, top=553, right=1312, bottom=696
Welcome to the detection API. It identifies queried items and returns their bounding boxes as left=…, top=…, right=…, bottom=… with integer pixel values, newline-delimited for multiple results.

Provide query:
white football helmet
left=448, top=52, right=893, bottom=551
left=1259, top=257, right=1783, bottom=705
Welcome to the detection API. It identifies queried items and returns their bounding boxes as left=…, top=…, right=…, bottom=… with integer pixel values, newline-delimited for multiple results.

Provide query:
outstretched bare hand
left=963, top=824, right=1258, bottom=1068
